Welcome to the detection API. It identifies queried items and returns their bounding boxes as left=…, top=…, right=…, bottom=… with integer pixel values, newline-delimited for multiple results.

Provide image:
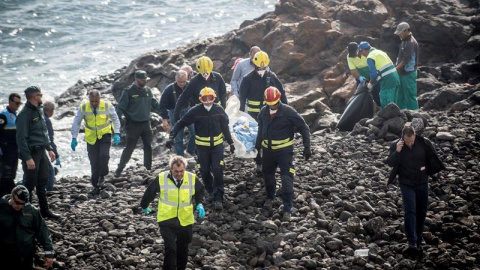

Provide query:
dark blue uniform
left=255, top=102, right=310, bottom=213
left=0, top=107, right=18, bottom=197
left=171, top=103, right=233, bottom=202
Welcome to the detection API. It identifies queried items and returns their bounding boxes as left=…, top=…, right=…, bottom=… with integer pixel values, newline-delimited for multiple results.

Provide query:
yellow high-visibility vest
left=80, top=100, right=113, bottom=145
left=157, top=171, right=196, bottom=226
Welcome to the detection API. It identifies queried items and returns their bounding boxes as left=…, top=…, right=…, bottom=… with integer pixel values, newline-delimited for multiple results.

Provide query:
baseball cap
left=12, top=185, right=30, bottom=202
left=357, top=41, right=371, bottom=52
left=394, top=22, right=410, bottom=35
left=347, top=42, right=358, bottom=57
left=134, top=70, right=150, bottom=80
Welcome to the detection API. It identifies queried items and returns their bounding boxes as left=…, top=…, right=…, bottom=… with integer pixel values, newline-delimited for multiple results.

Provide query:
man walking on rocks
left=0, top=185, right=55, bottom=269
left=0, top=93, right=22, bottom=197
left=168, top=87, right=235, bottom=211
left=16, top=86, right=60, bottom=219
left=115, top=70, right=160, bottom=177
left=159, top=70, right=195, bottom=157
left=256, top=87, right=311, bottom=221
left=386, top=124, right=445, bottom=256
left=173, top=56, right=227, bottom=122
left=394, top=22, right=419, bottom=110
left=230, top=45, right=261, bottom=98
left=357, top=41, right=400, bottom=109
left=239, top=51, right=287, bottom=120
left=71, top=90, right=121, bottom=195
left=140, top=155, right=205, bottom=270
left=43, top=101, right=60, bottom=192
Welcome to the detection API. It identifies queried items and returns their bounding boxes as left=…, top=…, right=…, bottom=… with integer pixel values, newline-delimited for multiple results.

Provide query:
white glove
left=367, top=82, right=373, bottom=91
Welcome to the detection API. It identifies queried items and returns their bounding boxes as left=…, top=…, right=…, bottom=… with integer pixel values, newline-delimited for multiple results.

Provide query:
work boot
left=402, top=245, right=419, bottom=258
left=215, top=201, right=223, bottom=211
left=282, top=212, right=291, bottom=222
left=41, top=209, right=61, bottom=219
left=114, top=167, right=123, bottom=178
left=98, top=176, right=105, bottom=188
left=264, top=199, right=273, bottom=210
left=89, top=187, right=100, bottom=195
left=255, top=164, right=262, bottom=175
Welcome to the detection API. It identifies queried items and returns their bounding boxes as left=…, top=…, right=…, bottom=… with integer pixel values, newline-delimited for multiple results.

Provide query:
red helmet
left=264, top=86, right=281, bottom=106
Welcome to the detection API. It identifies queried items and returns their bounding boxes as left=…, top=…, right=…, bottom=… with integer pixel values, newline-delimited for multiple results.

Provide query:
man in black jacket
left=168, top=87, right=234, bottom=211
left=385, top=124, right=445, bottom=255
left=173, top=56, right=227, bottom=121
left=43, top=101, right=60, bottom=192
left=256, top=87, right=311, bottom=221
left=16, top=86, right=60, bottom=219
left=159, top=70, right=195, bottom=157
left=239, top=51, right=287, bottom=120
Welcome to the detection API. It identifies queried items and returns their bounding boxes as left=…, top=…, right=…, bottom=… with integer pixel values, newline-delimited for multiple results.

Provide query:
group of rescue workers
left=0, top=21, right=428, bottom=270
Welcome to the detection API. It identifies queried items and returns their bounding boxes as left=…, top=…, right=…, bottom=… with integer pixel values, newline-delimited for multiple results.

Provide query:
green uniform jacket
left=0, top=195, right=54, bottom=258
left=15, top=101, right=52, bottom=161
left=117, top=83, right=160, bottom=122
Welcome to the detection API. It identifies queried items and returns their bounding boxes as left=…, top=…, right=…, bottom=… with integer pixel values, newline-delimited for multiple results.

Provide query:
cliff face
left=96, top=0, right=479, bottom=126
left=57, top=0, right=479, bottom=130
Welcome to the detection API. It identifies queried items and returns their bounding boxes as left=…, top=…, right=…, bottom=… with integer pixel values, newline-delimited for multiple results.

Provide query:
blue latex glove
left=359, top=76, right=366, bottom=83
left=141, top=207, right=152, bottom=215
left=55, top=157, right=62, bottom=168
left=196, top=204, right=205, bottom=218
left=113, top=133, right=120, bottom=146
left=71, top=139, right=77, bottom=151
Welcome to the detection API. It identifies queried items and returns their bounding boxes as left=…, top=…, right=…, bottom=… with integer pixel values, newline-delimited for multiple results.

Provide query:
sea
left=0, top=0, right=276, bottom=179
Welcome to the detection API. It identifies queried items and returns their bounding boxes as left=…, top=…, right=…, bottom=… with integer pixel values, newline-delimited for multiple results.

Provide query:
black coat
left=385, top=135, right=445, bottom=185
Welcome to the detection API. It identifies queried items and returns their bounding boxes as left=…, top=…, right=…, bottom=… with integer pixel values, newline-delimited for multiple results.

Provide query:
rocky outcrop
left=56, top=0, right=480, bottom=134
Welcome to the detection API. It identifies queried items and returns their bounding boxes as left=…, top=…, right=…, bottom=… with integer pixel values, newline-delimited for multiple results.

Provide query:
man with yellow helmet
left=173, top=56, right=227, bottom=122
left=239, top=51, right=287, bottom=120
left=256, top=87, right=311, bottom=221
left=168, top=87, right=234, bottom=211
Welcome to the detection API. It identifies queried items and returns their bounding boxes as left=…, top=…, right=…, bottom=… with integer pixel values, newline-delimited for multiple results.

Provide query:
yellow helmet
left=196, top=56, right=213, bottom=78
left=199, top=87, right=217, bottom=102
left=252, top=51, right=270, bottom=68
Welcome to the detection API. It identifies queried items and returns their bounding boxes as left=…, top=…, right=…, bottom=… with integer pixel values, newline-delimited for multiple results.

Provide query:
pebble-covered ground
left=39, top=105, right=479, bottom=270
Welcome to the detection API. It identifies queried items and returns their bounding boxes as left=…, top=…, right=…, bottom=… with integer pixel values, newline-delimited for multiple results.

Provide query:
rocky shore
left=44, top=0, right=480, bottom=269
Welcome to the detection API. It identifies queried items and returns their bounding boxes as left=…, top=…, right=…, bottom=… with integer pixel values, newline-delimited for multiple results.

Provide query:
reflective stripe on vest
left=247, top=100, right=263, bottom=113
left=195, top=133, right=224, bottom=147
left=262, top=137, right=294, bottom=150
left=157, top=171, right=196, bottom=226
left=368, top=49, right=395, bottom=81
left=80, top=100, right=112, bottom=145
left=0, top=108, right=17, bottom=130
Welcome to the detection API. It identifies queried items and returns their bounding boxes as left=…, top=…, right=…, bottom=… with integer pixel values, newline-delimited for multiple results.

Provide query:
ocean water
left=0, top=0, right=276, bottom=179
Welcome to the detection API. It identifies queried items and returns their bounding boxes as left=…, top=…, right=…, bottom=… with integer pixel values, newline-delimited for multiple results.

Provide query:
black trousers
left=262, top=148, right=295, bottom=212
left=0, top=144, right=18, bottom=197
left=22, top=147, right=49, bottom=212
left=197, top=144, right=224, bottom=202
left=159, top=223, right=193, bottom=270
left=118, top=121, right=152, bottom=170
left=87, top=134, right=111, bottom=187
left=0, top=250, right=34, bottom=270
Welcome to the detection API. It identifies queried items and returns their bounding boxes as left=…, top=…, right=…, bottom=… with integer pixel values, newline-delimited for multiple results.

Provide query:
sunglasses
left=12, top=196, right=26, bottom=206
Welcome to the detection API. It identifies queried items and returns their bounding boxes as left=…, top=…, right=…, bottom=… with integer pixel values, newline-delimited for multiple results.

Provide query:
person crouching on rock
left=385, top=124, right=445, bottom=256
left=140, top=155, right=205, bottom=270
left=70, top=90, right=121, bottom=195
left=255, top=86, right=311, bottom=222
